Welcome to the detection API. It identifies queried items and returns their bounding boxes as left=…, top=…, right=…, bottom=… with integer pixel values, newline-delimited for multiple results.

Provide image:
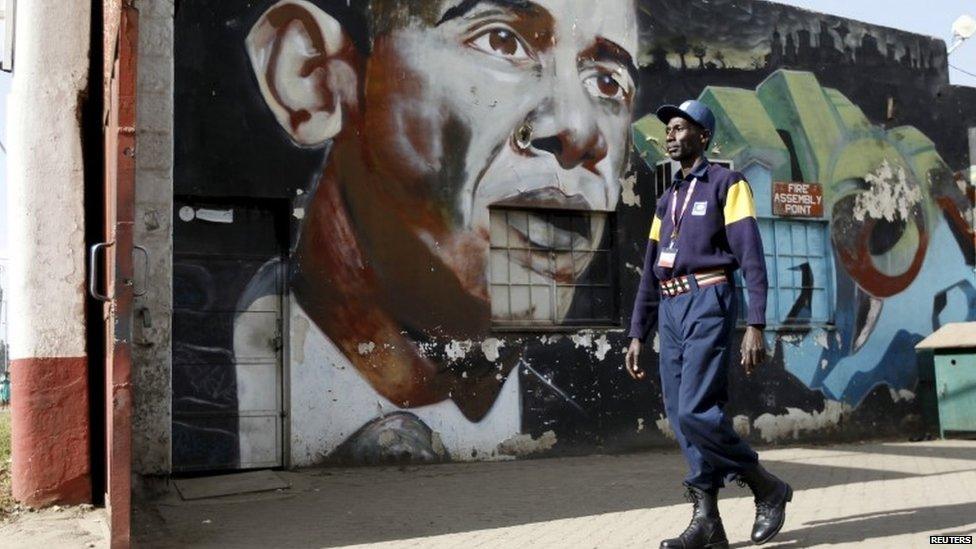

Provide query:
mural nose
left=531, top=128, right=607, bottom=171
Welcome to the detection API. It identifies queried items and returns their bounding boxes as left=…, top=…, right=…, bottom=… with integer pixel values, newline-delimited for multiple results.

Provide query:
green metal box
left=916, top=323, right=976, bottom=438
left=933, top=352, right=976, bottom=437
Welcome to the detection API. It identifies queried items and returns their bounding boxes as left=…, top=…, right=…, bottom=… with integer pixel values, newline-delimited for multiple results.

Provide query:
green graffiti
left=633, top=69, right=953, bottom=298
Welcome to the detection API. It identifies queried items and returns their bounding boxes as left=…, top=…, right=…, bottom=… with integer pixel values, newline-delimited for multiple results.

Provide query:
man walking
left=625, top=100, right=792, bottom=548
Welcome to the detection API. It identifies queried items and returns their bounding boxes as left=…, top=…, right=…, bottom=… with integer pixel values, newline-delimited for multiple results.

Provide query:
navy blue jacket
left=629, top=159, right=768, bottom=341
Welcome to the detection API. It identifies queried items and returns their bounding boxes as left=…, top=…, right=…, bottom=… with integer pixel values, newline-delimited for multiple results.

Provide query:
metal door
left=90, top=3, right=139, bottom=547
left=172, top=202, right=285, bottom=471
left=935, top=352, right=976, bottom=436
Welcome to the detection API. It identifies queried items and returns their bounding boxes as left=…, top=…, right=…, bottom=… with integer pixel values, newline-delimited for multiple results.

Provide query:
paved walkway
left=127, top=439, right=976, bottom=548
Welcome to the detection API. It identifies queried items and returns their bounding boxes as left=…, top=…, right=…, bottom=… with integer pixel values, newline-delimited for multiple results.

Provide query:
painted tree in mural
left=671, top=35, right=690, bottom=69
left=692, top=43, right=707, bottom=69
left=633, top=69, right=974, bottom=408
left=713, top=50, right=726, bottom=69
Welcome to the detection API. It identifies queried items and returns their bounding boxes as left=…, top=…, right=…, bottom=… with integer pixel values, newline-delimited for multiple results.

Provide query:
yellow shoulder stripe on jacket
left=724, top=180, right=756, bottom=225
left=649, top=215, right=662, bottom=241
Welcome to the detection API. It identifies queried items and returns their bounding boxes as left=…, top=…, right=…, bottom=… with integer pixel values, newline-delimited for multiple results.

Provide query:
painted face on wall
left=246, top=0, right=638, bottom=414
left=249, top=0, right=638, bottom=333
left=353, top=0, right=638, bottom=328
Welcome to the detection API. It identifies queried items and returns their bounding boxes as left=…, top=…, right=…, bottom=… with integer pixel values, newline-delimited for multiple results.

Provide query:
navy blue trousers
left=659, top=279, right=758, bottom=491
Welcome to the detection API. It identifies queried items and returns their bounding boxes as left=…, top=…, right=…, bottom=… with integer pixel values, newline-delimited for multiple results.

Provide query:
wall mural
left=175, top=0, right=644, bottom=468
left=634, top=69, right=974, bottom=407
left=170, top=0, right=976, bottom=470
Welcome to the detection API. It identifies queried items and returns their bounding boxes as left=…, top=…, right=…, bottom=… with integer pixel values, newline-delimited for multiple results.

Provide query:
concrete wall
left=8, top=0, right=92, bottom=504
left=131, top=0, right=175, bottom=475
left=131, top=0, right=976, bottom=473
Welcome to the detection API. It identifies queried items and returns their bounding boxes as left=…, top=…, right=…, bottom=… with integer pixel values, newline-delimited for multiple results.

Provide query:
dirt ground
left=0, top=409, right=109, bottom=548
left=1, top=409, right=14, bottom=521
left=0, top=505, right=108, bottom=548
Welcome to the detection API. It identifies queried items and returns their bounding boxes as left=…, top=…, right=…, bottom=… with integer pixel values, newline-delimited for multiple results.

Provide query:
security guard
left=625, top=100, right=792, bottom=548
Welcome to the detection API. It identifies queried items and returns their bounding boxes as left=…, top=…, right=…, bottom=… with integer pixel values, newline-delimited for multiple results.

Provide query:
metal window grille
left=654, top=161, right=673, bottom=198
left=655, top=160, right=733, bottom=198
left=488, top=208, right=616, bottom=327
left=735, top=217, right=834, bottom=326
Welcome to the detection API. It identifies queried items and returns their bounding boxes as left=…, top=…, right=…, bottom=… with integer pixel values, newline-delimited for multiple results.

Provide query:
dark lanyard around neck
left=669, top=177, right=698, bottom=242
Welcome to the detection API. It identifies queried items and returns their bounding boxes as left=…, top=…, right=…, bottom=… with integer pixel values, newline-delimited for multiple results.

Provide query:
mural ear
left=246, top=0, right=349, bottom=146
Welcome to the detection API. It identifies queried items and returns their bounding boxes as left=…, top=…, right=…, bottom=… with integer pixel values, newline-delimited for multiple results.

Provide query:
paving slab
left=174, top=470, right=290, bottom=501
left=119, top=439, right=974, bottom=547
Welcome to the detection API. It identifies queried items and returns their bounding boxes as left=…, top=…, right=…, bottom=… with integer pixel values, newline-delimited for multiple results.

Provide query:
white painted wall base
left=289, top=297, right=522, bottom=466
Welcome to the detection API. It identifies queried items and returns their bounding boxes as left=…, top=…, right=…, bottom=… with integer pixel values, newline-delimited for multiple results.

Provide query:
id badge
left=658, top=245, right=678, bottom=268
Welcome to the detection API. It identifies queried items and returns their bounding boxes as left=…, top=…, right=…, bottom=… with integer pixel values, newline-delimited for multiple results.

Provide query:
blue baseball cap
left=656, top=99, right=716, bottom=135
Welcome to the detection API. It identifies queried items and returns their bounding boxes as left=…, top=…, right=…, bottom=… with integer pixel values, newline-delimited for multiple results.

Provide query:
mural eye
left=583, top=72, right=629, bottom=102
left=469, top=27, right=532, bottom=61
left=830, top=164, right=929, bottom=299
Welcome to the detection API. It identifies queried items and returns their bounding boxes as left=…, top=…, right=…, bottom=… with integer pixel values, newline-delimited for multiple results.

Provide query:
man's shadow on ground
left=730, top=501, right=976, bottom=547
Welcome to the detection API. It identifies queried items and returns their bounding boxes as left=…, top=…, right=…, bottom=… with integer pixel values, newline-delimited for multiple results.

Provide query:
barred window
left=654, top=161, right=674, bottom=198
left=735, top=218, right=834, bottom=326
left=488, top=208, right=616, bottom=327
left=655, top=159, right=733, bottom=198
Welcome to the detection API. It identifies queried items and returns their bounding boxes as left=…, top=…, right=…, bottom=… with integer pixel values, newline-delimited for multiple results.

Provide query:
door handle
left=133, top=245, right=150, bottom=297
left=89, top=242, right=113, bottom=302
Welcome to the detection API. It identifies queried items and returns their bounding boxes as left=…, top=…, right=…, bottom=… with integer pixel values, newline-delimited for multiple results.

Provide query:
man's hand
left=625, top=338, right=646, bottom=381
left=740, top=326, right=766, bottom=375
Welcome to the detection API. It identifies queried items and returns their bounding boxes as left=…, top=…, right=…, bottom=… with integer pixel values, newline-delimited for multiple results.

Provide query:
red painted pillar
left=10, top=358, right=91, bottom=505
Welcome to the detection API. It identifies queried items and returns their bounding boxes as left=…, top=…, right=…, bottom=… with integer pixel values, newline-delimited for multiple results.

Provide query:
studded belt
left=660, top=269, right=728, bottom=298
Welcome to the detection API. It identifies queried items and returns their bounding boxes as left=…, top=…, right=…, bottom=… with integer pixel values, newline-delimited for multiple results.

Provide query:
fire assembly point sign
left=772, top=182, right=823, bottom=218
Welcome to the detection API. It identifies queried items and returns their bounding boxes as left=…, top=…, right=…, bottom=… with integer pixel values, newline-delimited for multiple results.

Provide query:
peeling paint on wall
left=497, top=430, right=558, bottom=457
left=357, top=342, right=375, bottom=356
left=594, top=335, right=612, bottom=361
left=889, top=388, right=916, bottom=403
left=621, top=173, right=642, bottom=207
left=853, top=160, right=923, bottom=223
left=445, top=340, right=473, bottom=361
left=732, top=415, right=750, bottom=438
left=571, top=331, right=594, bottom=349
left=481, top=338, right=504, bottom=362
left=656, top=415, right=676, bottom=441
left=753, top=400, right=852, bottom=443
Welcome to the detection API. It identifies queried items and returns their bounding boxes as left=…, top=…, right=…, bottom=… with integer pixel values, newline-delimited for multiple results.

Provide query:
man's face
left=339, top=0, right=639, bottom=329
left=665, top=116, right=707, bottom=162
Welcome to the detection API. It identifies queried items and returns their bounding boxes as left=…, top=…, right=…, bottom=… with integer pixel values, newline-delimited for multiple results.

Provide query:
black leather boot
left=659, top=485, right=729, bottom=549
left=736, top=464, right=793, bottom=545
